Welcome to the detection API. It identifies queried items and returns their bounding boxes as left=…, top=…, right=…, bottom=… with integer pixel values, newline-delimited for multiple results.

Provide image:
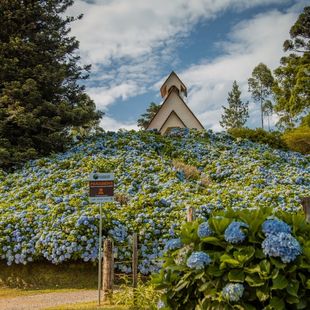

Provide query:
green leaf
left=233, top=247, right=255, bottom=264
left=245, top=274, right=265, bottom=287
left=208, top=217, right=231, bottom=235
left=244, top=264, right=261, bottom=274
left=270, top=257, right=286, bottom=269
left=287, top=280, right=299, bottom=297
left=220, top=254, right=241, bottom=267
left=228, top=269, right=245, bottom=282
left=174, top=280, right=189, bottom=291
left=207, top=265, right=223, bottom=277
left=286, top=295, right=299, bottom=304
left=256, top=283, right=270, bottom=302
left=272, top=274, right=288, bottom=290
left=269, top=297, right=285, bottom=310
left=296, top=298, right=308, bottom=309
left=201, top=236, right=224, bottom=247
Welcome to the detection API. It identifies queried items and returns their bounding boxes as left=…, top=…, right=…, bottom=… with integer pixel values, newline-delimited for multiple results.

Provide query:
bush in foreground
left=153, top=207, right=310, bottom=309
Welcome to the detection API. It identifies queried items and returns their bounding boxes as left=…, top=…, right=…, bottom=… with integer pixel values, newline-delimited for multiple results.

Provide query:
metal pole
left=98, top=203, right=103, bottom=306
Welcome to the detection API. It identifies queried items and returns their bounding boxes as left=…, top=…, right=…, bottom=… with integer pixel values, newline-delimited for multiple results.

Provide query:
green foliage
left=0, top=0, right=102, bottom=169
left=137, top=102, right=161, bottom=129
left=248, top=63, right=274, bottom=130
left=273, top=53, right=310, bottom=129
left=282, top=126, right=310, bottom=154
left=283, top=6, right=309, bottom=53
left=112, top=276, right=161, bottom=310
left=273, top=6, right=310, bottom=129
left=228, top=127, right=286, bottom=150
left=220, top=81, right=249, bottom=130
left=153, top=208, right=310, bottom=309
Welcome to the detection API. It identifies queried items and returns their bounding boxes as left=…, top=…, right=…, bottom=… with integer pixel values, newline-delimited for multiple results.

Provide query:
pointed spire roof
left=160, top=71, right=187, bottom=98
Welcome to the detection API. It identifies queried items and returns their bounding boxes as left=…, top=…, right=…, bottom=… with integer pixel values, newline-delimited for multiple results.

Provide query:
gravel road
left=0, top=290, right=97, bottom=310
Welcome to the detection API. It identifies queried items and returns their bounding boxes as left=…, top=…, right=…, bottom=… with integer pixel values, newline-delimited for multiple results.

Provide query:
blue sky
left=68, top=0, right=307, bottom=131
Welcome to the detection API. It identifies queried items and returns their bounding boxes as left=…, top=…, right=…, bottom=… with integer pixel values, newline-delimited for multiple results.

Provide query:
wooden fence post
left=301, top=197, right=310, bottom=222
left=132, top=233, right=138, bottom=305
left=187, top=207, right=195, bottom=222
left=103, top=238, right=113, bottom=302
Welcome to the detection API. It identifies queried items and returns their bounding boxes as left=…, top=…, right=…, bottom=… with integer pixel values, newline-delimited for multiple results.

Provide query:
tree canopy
left=0, top=0, right=102, bottom=168
left=273, top=6, right=310, bottom=129
left=220, top=81, right=249, bottom=130
left=248, top=63, right=274, bottom=130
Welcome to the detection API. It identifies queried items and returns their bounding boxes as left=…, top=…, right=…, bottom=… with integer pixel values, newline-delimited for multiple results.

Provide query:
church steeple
left=160, top=71, right=187, bottom=98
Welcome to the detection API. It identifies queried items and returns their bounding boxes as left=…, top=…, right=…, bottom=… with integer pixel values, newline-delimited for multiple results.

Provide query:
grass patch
left=45, top=302, right=129, bottom=310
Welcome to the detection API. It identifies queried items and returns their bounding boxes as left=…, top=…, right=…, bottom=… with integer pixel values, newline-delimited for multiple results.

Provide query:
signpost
left=89, top=173, right=114, bottom=306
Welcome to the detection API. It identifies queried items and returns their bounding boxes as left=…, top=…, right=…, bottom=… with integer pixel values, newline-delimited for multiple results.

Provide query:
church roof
left=146, top=86, right=204, bottom=131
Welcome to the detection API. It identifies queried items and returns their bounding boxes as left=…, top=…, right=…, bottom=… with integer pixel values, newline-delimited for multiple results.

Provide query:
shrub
left=228, top=128, right=286, bottom=150
left=172, top=159, right=200, bottom=180
left=153, top=207, right=310, bottom=309
left=282, top=126, right=310, bottom=154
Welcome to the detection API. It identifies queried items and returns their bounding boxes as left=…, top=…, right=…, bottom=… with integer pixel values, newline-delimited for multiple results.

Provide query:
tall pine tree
left=220, top=81, right=249, bottom=130
left=0, top=0, right=103, bottom=168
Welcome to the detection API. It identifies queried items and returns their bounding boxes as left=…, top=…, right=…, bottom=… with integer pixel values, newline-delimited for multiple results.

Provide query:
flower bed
left=154, top=208, right=310, bottom=309
left=0, top=130, right=309, bottom=274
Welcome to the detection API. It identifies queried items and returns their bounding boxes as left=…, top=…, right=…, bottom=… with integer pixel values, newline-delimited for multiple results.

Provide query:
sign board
left=89, top=173, right=114, bottom=203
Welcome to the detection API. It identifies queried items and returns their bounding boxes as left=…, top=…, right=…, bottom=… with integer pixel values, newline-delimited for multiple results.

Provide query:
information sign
left=89, top=173, right=114, bottom=203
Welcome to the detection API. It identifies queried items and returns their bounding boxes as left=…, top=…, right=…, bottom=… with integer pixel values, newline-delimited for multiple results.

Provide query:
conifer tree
left=220, top=81, right=249, bottom=130
left=0, top=0, right=103, bottom=168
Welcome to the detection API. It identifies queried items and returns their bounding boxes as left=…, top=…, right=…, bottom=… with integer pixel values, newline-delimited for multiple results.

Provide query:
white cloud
left=88, top=82, right=141, bottom=110
left=65, top=0, right=303, bottom=131
left=179, top=8, right=299, bottom=130
left=68, top=0, right=290, bottom=107
left=100, top=115, right=138, bottom=131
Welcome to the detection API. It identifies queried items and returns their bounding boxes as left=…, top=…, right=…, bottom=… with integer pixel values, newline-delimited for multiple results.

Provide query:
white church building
left=147, top=71, right=204, bottom=135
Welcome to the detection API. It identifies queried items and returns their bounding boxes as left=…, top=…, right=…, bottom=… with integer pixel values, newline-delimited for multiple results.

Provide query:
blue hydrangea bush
left=0, top=130, right=309, bottom=274
left=153, top=207, right=310, bottom=309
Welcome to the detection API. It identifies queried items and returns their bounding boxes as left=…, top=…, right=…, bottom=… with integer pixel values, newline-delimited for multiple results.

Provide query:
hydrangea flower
left=157, top=300, right=165, bottom=309
left=262, top=218, right=291, bottom=236
left=186, top=251, right=211, bottom=269
left=262, top=232, right=301, bottom=263
left=197, top=221, right=213, bottom=238
left=222, top=283, right=244, bottom=302
left=164, top=238, right=182, bottom=252
left=224, top=221, right=249, bottom=244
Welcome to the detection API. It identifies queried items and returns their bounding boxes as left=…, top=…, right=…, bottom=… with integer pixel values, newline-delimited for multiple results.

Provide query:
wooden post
left=132, top=233, right=138, bottom=306
left=187, top=207, right=195, bottom=222
left=301, top=197, right=310, bottom=222
left=111, top=239, right=114, bottom=285
left=103, top=238, right=113, bottom=302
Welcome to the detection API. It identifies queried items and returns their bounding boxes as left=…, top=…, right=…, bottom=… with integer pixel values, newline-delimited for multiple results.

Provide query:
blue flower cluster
left=164, top=238, right=182, bottom=252
left=197, top=222, right=213, bottom=238
left=224, top=221, right=249, bottom=244
left=0, top=129, right=308, bottom=273
left=262, top=232, right=301, bottom=263
left=222, top=283, right=244, bottom=302
left=262, top=218, right=291, bottom=235
left=186, top=251, right=211, bottom=269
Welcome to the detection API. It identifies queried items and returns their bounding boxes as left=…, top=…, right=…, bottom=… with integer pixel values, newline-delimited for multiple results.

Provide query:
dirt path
left=0, top=290, right=97, bottom=310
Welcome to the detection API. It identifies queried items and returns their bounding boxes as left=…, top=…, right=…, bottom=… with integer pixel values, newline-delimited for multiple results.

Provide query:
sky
left=67, top=0, right=307, bottom=132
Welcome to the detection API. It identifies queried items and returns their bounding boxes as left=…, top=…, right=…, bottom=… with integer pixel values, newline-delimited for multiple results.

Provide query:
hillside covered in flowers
left=0, top=130, right=309, bottom=273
